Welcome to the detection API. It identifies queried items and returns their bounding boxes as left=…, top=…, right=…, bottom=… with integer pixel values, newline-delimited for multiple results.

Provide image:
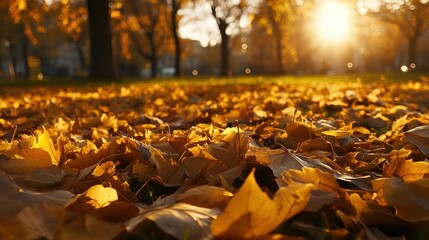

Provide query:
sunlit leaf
left=211, top=169, right=313, bottom=238
left=0, top=127, right=59, bottom=174
left=67, top=185, right=118, bottom=210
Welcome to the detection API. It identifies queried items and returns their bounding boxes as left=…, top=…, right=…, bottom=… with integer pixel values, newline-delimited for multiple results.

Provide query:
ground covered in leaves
left=1, top=77, right=429, bottom=239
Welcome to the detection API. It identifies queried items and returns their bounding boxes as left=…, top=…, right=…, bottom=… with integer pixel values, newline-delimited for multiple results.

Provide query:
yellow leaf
left=396, top=160, right=429, bottom=181
left=0, top=127, right=59, bottom=173
left=32, top=127, right=59, bottom=165
left=278, top=167, right=339, bottom=193
left=0, top=147, right=52, bottom=174
left=84, top=185, right=118, bottom=209
left=278, top=167, right=339, bottom=212
left=211, top=169, right=313, bottom=238
left=0, top=140, right=13, bottom=152
left=67, top=185, right=118, bottom=210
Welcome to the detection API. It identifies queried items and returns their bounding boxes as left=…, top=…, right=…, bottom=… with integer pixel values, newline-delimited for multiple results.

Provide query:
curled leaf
left=405, top=125, right=429, bottom=157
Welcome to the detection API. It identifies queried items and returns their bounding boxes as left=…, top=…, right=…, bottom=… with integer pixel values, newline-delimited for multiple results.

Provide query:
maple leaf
left=211, top=169, right=314, bottom=238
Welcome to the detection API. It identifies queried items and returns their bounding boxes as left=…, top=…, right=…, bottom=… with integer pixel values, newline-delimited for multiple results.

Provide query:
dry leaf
left=373, top=177, right=429, bottom=222
left=211, top=169, right=314, bottom=238
left=0, top=127, right=59, bottom=174
left=175, top=185, right=233, bottom=210
left=278, top=167, right=339, bottom=212
left=404, top=125, right=429, bottom=157
left=66, top=184, right=118, bottom=210
left=0, top=172, right=73, bottom=217
left=125, top=203, right=219, bottom=240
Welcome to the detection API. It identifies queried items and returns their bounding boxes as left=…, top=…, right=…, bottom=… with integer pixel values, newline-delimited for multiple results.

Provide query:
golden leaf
left=211, top=169, right=313, bottom=238
left=278, top=167, right=339, bottom=193
left=32, top=127, right=59, bottom=165
left=0, top=127, right=59, bottom=174
left=396, top=160, right=429, bottom=181
left=67, top=185, right=118, bottom=210
left=84, top=185, right=118, bottom=209
left=278, top=167, right=339, bottom=212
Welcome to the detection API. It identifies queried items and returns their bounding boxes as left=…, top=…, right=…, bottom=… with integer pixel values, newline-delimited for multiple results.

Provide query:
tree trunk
left=6, top=40, right=17, bottom=79
left=150, top=37, right=158, bottom=78
left=171, top=0, right=182, bottom=77
left=86, top=0, right=119, bottom=81
left=20, top=24, right=29, bottom=78
left=273, top=25, right=284, bottom=75
left=219, top=21, right=230, bottom=77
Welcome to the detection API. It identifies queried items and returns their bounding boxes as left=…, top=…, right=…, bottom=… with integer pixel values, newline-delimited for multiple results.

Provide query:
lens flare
left=315, top=2, right=351, bottom=42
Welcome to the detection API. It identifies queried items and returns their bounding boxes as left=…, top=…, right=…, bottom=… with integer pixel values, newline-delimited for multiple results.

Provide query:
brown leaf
left=125, top=203, right=218, bottom=240
left=404, top=125, right=429, bottom=157
left=0, top=172, right=73, bottom=217
left=373, top=177, right=429, bottom=222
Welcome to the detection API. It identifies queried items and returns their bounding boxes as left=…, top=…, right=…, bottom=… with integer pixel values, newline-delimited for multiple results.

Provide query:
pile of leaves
left=1, top=79, right=429, bottom=239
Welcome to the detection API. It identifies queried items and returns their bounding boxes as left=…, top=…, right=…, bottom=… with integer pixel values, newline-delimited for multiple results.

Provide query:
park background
left=0, top=0, right=428, bottom=81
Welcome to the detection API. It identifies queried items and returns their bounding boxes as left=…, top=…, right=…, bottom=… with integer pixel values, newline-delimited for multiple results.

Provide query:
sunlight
left=315, top=1, right=351, bottom=42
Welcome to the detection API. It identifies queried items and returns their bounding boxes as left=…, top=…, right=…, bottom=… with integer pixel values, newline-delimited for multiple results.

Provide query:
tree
left=53, top=0, right=88, bottom=72
left=0, top=1, right=18, bottom=78
left=122, top=0, right=172, bottom=78
left=167, top=0, right=185, bottom=77
left=256, top=0, right=302, bottom=74
left=86, top=0, right=119, bottom=80
left=7, top=0, right=46, bottom=78
left=364, top=0, right=429, bottom=67
left=203, top=0, right=252, bottom=76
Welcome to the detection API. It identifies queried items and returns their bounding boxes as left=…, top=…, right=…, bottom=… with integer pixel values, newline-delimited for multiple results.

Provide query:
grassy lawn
left=0, top=72, right=427, bottom=90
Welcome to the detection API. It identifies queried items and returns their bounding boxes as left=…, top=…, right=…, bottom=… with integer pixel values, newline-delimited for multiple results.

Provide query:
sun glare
left=315, top=2, right=351, bottom=42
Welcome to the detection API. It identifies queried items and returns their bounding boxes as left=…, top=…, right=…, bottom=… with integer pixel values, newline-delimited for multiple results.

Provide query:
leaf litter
left=1, top=79, right=429, bottom=239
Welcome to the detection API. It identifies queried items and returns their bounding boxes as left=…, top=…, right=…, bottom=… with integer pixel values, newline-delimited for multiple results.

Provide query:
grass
left=0, top=72, right=427, bottom=90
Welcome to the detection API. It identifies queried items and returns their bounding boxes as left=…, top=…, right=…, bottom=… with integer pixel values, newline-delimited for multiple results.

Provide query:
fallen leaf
left=211, top=169, right=314, bottom=238
left=125, top=203, right=219, bottom=240
left=404, top=125, right=429, bottom=157
left=66, top=184, right=118, bottom=210
left=373, top=177, right=429, bottom=222
left=277, top=167, right=339, bottom=212
left=0, top=172, right=73, bottom=217
left=175, top=185, right=233, bottom=210
left=0, top=128, right=60, bottom=174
